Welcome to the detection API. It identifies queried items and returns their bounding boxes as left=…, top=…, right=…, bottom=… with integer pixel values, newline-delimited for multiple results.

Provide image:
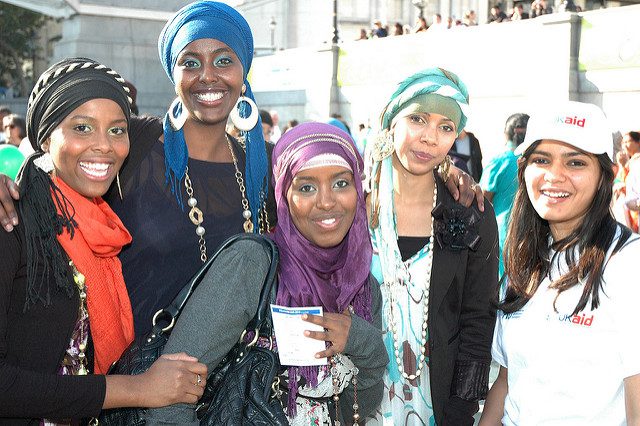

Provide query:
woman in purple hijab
left=272, top=122, right=387, bottom=425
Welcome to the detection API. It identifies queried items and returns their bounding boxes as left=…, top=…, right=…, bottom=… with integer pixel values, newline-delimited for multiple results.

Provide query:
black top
left=397, top=235, right=431, bottom=261
left=106, top=116, right=276, bottom=336
left=0, top=220, right=105, bottom=425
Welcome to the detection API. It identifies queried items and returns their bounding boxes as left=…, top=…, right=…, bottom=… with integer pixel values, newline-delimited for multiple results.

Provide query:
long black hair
left=501, top=140, right=633, bottom=315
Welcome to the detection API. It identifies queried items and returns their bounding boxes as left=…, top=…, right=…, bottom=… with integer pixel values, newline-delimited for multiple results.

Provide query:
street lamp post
left=269, top=16, right=277, bottom=51
left=332, top=0, right=339, bottom=45
left=412, top=0, right=427, bottom=18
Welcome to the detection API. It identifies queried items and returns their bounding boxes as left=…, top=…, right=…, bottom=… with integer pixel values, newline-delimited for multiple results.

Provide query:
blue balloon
left=0, top=145, right=25, bottom=180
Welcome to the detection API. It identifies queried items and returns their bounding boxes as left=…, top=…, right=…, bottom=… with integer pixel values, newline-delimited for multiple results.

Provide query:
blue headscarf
left=158, top=1, right=268, bottom=229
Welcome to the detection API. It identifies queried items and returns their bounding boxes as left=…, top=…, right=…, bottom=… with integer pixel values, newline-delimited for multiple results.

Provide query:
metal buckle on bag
left=239, top=328, right=260, bottom=347
left=152, top=309, right=176, bottom=333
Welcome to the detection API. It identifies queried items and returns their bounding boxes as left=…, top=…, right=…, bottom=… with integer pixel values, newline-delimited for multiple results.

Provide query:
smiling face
left=287, top=165, right=358, bottom=248
left=391, top=112, right=457, bottom=177
left=524, top=139, right=601, bottom=240
left=42, top=98, right=129, bottom=199
left=173, top=38, right=244, bottom=126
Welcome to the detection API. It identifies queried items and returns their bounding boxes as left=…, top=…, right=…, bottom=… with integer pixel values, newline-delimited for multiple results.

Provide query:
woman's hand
left=446, top=166, right=484, bottom=211
left=104, top=352, right=207, bottom=409
left=138, top=353, right=208, bottom=407
left=0, top=174, right=19, bottom=232
left=302, top=310, right=352, bottom=359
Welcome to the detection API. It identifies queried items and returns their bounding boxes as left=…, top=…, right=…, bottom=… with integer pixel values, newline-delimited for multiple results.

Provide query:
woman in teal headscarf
left=365, top=68, right=499, bottom=425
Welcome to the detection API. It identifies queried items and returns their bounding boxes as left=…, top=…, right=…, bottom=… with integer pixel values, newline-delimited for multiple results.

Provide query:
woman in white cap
left=480, top=101, right=640, bottom=425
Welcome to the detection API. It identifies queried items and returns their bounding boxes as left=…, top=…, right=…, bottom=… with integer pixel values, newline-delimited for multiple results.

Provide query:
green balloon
left=0, top=145, right=25, bottom=181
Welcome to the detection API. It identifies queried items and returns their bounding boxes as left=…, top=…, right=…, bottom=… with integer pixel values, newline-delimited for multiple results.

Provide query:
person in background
left=488, top=5, right=508, bottom=22
left=366, top=67, right=498, bottom=425
left=463, top=10, right=478, bottom=25
left=270, top=109, right=282, bottom=143
left=531, top=0, right=553, bottom=17
left=622, top=131, right=640, bottom=229
left=373, top=20, right=388, bottom=38
left=413, top=16, right=429, bottom=32
left=510, top=3, right=530, bottom=19
left=260, top=109, right=274, bottom=144
left=283, top=119, right=299, bottom=134
left=480, top=113, right=530, bottom=278
left=480, top=101, right=640, bottom=425
left=327, top=116, right=352, bottom=137
left=452, top=128, right=483, bottom=182
left=0, top=106, right=11, bottom=144
left=0, top=56, right=206, bottom=425
left=2, top=114, right=26, bottom=148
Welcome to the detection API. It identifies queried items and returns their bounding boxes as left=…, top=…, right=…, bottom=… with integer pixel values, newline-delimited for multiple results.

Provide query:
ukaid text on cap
left=515, top=101, right=613, bottom=161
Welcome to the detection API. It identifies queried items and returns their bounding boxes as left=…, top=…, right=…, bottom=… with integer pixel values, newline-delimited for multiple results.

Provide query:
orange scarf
left=53, top=177, right=134, bottom=374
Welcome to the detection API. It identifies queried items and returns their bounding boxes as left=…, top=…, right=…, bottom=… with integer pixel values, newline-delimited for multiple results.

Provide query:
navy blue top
left=107, top=117, right=275, bottom=336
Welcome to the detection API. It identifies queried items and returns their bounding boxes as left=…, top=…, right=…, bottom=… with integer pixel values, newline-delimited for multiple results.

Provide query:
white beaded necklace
left=387, top=183, right=437, bottom=381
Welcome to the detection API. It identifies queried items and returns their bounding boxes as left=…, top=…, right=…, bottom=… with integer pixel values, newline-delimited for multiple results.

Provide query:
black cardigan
left=0, top=220, right=106, bottom=425
left=428, top=175, right=499, bottom=425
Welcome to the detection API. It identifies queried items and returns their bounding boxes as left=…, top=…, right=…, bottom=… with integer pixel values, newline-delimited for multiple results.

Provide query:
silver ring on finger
left=196, top=373, right=202, bottom=386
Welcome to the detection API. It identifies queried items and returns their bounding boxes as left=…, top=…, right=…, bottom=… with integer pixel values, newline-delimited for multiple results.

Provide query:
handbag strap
left=245, top=237, right=279, bottom=338
left=152, top=234, right=279, bottom=333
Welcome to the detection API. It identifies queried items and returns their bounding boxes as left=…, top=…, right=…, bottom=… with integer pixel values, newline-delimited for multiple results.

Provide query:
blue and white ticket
left=270, top=304, right=326, bottom=366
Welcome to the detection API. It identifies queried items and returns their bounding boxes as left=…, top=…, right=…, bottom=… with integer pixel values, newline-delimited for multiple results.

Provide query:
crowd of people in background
left=358, top=0, right=583, bottom=40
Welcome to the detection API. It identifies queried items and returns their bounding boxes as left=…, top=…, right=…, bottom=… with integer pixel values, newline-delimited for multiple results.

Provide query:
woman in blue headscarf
left=365, top=68, right=499, bottom=425
left=87, top=1, right=273, bottom=340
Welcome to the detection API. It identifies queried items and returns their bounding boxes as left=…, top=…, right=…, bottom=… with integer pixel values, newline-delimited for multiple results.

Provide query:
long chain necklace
left=68, top=260, right=89, bottom=376
left=387, top=183, right=437, bottom=381
left=331, top=354, right=361, bottom=425
left=183, top=134, right=265, bottom=262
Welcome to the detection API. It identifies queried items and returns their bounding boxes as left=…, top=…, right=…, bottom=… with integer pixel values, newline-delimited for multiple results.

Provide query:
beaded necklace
left=387, top=183, right=437, bottom=381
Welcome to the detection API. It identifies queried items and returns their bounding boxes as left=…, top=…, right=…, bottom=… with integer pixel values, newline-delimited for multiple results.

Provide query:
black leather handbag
left=98, top=233, right=287, bottom=425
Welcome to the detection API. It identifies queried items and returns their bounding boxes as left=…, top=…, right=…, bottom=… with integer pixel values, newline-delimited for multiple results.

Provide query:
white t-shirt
left=493, top=230, right=640, bottom=425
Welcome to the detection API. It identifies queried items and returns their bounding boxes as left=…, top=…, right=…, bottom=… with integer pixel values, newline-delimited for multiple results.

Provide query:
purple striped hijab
left=271, top=122, right=372, bottom=413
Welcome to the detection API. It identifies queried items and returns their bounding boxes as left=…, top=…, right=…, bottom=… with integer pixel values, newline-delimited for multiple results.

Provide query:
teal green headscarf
left=380, top=67, right=470, bottom=135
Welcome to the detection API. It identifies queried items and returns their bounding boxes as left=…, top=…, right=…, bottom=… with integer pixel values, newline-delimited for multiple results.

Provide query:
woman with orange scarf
left=0, top=57, right=206, bottom=425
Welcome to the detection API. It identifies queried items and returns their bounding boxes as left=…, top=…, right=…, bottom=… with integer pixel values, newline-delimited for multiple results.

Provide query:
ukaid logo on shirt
left=555, top=115, right=586, bottom=128
left=550, top=312, right=595, bottom=326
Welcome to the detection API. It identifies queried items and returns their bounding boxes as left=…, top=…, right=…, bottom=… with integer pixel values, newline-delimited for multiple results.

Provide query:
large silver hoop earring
left=34, top=152, right=54, bottom=173
left=116, top=172, right=123, bottom=200
left=230, top=94, right=259, bottom=132
left=168, top=97, right=187, bottom=130
left=371, top=129, right=394, bottom=162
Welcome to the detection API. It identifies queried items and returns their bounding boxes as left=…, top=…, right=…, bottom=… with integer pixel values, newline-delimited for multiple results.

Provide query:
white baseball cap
left=515, top=101, right=613, bottom=161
